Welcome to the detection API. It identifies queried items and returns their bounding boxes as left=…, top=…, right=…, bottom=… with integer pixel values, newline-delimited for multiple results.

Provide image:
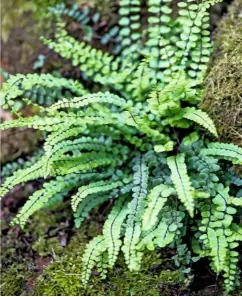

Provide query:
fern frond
left=0, top=158, right=46, bottom=199
left=119, top=0, right=142, bottom=58
left=207, top=227, right=228, bottom=273
left=0, top=73, right=86, bottom=112
left=182, top=107, right=218, bottom=137
left=1, top=149, right=44, bottom=178
left=74, top=194, right=110, bottom=228
left=44, top=126, right=85, bottom=152
left=138, top=209, right=185, bottom=251
left=11, top=174, right=91, bottom=228
left=122, top=154, right=149, bottom=270
left=0, top=110, right=122, bottom=132
left=47, top=92, right=127, bottom=111
left=122, top=223, right=142, bottom=271
left=81, top=235, right=106, bottom=286
left=142, top=184, right=175, bottom=231
left=96, top=251, right=109, bottom=280
left=201, top=143, right=242, bottom=165
left=42, top=21, right=123, bottom=88
left=167, top=153, right=194, bottom=217
left=224, top=249, right=240, bottom=293
left=54, top=152, right=114, bottom=175
left=145, top=0, right=174, bottom=81
left=71, top=180, right=123, bottom=211
left=103, top=195, right=129, bottom=268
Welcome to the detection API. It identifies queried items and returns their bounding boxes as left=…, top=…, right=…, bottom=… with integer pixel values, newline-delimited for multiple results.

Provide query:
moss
left=2, top=189, right=186, bottom=296
left=201, top=0, right=242, bottom=147
left=0, top=265, right=32, bottom=296
left=33, top=231, right=185, bottom=296
left=159, top=270, right=180, bottom=284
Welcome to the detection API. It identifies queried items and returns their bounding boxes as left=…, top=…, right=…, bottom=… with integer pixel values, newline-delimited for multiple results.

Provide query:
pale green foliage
left=103, top=198, right=128, bottom=267
left=182, top=107, right=218, bottom=137
left=81, top=235, right=107, bottom=285
left=167, top=154, right=194, bottom=217
left=142, top=184, right=175, bottom=231
left=11, top=173, right=92, bottom=228
left=1, top=0, right=241, bottom=294
left=202, top=142, right=242, bottom=164
left=71, top=180, right=124, bottom=211
left=0, top=73, right=86, bottom=115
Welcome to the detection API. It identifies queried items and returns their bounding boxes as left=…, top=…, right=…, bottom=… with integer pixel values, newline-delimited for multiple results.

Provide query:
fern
left=81, top=235, right=107, bottom=285
left=122, top=154, right=149, bottom=271
left=202, top=142, right=242, bottom=165
left=119, top=0, right=142, bottom=58
left=74, top=194, right=110, bottom=228
left=0, top=73, right=86, bottom=114
left=71, top=179, right=124, bottom=211
left=11, top=173, right=92, bottom=229
left=1, top=0, right=241, bottom=293
left=167, top=154, right=194, bottom=217
left=182, top=107, right=218, bottom=137
left=142, top=184, right=175, bottom=231
left=103, top=195, right=129, bottom=268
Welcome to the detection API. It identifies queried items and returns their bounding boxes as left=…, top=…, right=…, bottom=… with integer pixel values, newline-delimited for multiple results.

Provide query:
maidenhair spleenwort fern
left=1, top=0, right=241, bottom=294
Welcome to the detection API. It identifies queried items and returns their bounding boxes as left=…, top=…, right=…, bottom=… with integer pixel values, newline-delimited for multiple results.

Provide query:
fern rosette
left=1, top=0, right=241, bottom=293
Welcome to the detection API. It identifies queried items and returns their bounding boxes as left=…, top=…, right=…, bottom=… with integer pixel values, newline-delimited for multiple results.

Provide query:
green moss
left=32, top=237, right=63, bottom=257
left=201, top=0, right=242, bottom=148
left=2, top=193, right=185, bottom=296
left=0, top=266, right=32, bottom=296
left=159, top=270, right=180, bottom=284
left=33, top=231, right=184, bottom=296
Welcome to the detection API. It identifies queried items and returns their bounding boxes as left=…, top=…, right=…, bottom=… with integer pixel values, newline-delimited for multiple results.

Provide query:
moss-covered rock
left=201, top=0, right=242, bottom=147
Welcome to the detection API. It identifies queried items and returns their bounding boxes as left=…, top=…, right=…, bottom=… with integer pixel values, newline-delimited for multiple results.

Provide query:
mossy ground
left=33, top=231, right=183, bottom=296
left=1, top=201, right=187, bottom=296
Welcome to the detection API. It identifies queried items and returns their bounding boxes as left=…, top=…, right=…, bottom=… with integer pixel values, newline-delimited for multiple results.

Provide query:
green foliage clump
left=1, top=0, right=242, bottom=294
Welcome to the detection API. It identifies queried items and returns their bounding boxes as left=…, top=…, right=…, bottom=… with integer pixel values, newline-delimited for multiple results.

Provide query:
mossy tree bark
left=201, top=0, right=242, bottom=147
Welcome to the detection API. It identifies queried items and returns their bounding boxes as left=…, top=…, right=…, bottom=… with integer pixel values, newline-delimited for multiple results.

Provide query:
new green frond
left=71, top=180, right=124, bottom=211
left=182, top=107, right=218, bottom=137
left=0, top=73, right=86, bottom=112
left=201, top=142, right=242, bottom=164
left=81, top=235, right=106, bottom=286
left=48, top=92, right=127, bottom=111
left=207, top=227, right=228, bottom=273
left=167, top=154, right=194, bottom=217
left=122, top=154, right=149, bottom=270
left=103, top=195, right=129, bottom=268
left=0, top=158, right=46, bottom=199
left=142, top=184, right=175, bottom=231
left=11, top=174, right=87, bottom=229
